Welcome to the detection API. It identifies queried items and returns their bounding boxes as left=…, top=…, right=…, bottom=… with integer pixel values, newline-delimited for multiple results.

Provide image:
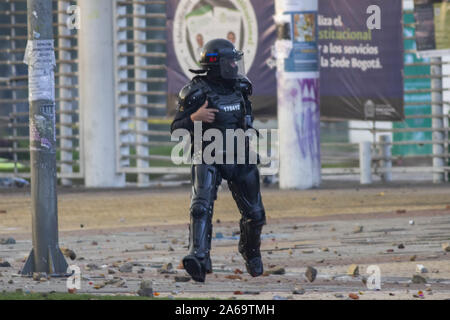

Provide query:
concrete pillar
left=359, top=141, right=372, bottom=184
left=275, top=0, right=321, bottom=189
left=78, top=0, right=125, bottom=187
left=379, top=135, right=392, bottom=182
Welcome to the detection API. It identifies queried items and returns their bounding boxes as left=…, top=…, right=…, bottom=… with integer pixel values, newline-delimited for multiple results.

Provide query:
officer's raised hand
left=190, top=100, right=218, bottom=123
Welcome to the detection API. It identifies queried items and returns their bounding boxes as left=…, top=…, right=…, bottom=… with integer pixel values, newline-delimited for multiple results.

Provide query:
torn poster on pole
left=318, top=0, right=404, bottom=120
left=23, top=39, right=56, bottom=101
left=414, top=0, right=450, bottom=58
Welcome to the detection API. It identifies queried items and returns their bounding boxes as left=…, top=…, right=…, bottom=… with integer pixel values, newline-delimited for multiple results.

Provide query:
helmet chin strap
left=189, top=68, right=207, bottom=74
left=189, top=65, right=236, bottom=86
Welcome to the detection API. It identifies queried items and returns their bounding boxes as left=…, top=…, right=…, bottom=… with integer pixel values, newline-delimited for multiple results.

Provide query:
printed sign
left=23, top=40, right=56, bottom=102
left=414, top=0, right=450, bottom=57
left=318, top=0, right=404, bottom=120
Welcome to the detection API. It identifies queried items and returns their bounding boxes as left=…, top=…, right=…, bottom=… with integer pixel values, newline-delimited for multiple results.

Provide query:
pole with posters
left=22, top=0, right=68, bottom=275
left=275, top=0, right=321, bottom=189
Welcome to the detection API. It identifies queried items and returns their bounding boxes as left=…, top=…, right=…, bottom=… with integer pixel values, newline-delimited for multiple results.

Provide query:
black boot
left=205, top=223, right=213, bottom=274
left=191, top=222, right=213, bottom=274
left=183, top=204, right=213, bottom=282
left=238, top=218, right=264, bottom=277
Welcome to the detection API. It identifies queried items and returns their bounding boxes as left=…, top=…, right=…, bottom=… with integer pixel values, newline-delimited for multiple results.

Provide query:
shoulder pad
left=237, top=76, right=252, bottom=96
left=178, top=77, right=208, bottom=111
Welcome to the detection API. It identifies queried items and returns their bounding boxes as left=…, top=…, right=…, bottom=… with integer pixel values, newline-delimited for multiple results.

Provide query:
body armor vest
left=197, top=79, right=248, bottom=163
left=203, top=81, right=245, bottom=132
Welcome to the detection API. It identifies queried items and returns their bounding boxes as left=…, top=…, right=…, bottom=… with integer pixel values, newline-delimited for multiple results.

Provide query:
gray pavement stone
left=0, top=213, right=449, bottom=299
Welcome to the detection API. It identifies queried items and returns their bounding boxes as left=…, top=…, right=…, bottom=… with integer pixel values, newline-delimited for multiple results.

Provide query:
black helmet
left=191, top=38, right=245, bottom=79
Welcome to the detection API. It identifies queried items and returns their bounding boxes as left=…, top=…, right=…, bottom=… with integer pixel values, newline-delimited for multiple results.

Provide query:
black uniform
left=170, top=39, right=266, bottom=282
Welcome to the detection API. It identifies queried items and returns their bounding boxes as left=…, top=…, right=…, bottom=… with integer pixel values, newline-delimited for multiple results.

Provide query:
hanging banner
left=166, top=0, right=277, bottom=117
left=318, top=0, right=404, bottom=120
left=414, top=0, right=450, bottom=57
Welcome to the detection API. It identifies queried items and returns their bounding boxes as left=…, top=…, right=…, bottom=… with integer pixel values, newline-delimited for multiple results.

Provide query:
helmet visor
left=219, top=51, right=245, bottom=79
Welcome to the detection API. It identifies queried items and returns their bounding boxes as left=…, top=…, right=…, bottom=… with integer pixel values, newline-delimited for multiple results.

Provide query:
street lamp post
left=22, top=0, right=68, bottom=276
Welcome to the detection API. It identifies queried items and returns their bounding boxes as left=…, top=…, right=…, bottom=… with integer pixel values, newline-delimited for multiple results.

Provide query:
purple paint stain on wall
left=40, top=138, right=51, bottom=149
left=299, top=78, right=319, bottom=104
left=290, top=88, right=298, bottom=98
left=294, top=78, right=321, bottom=165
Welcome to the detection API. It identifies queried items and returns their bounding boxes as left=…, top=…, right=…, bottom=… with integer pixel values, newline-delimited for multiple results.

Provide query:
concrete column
left=78, top=0, right=125, bottom=187
left=359, top=141, right=372, bottom=184
left=379, top=135, right=392, bottom=182
left=275, top=0, right=321, bottom=189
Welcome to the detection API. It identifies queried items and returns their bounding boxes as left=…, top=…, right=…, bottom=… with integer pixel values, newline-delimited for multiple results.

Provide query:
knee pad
left=190, top=202, right=209, bottom=219
left=243, top=209, right=266, bottom=226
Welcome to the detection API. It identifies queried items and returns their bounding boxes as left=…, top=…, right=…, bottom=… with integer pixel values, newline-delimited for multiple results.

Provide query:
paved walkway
left=0, top=182, right=449, bottom=299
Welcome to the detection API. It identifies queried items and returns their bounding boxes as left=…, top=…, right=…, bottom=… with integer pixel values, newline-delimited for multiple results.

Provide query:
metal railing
left=0, top=0, right=82, bottom=182
left=318, top=10, right=449, bottom=183
left=113, top=0, right=173, bottom=185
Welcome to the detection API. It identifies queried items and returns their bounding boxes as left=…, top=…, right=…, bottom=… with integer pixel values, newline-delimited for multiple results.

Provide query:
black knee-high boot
left=238, top=218, right=264, bottom=277
left=183, top=203, right=213, bottom=282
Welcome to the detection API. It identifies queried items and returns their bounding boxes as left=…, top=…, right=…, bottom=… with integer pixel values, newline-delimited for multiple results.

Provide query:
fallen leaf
left=353, top=225, right=363, bottom=233
left=348, top=293, right=359, bottom=300
left=347, top=264, right=359, bottom=276
left=225, top=275, right=242, bottom=280
left=442, top=243, right=450, bottom=252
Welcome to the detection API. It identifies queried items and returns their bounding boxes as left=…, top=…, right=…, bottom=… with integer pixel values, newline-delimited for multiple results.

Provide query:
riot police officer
left=171, top=39, right=266, bottom=282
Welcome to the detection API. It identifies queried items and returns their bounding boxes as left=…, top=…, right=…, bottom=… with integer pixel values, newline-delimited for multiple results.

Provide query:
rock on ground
left=305, top=266, right=317, bottom=282
left=137, top=280, right=153, bottom=297
left=412, top=274, right=427, bottom=284
left=119, top=262, right=133, bottom=273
